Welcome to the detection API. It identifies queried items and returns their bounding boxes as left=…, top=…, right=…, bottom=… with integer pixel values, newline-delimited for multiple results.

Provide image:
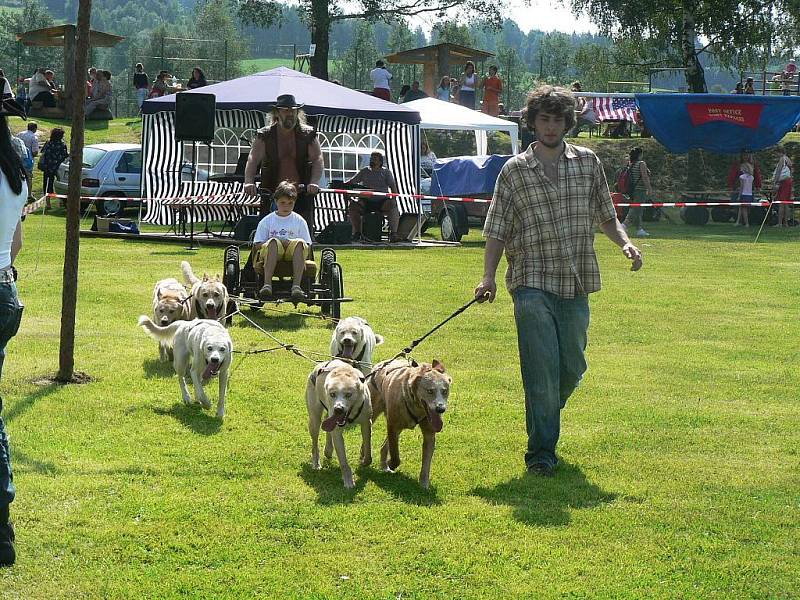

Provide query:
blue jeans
left=0, top=280, right=23, bottom=507
left=513, top=287, right=590, bottom=469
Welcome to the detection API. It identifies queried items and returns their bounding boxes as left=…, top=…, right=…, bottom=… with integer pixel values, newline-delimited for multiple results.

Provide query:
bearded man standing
left=244, top=94, right=324, bottom=232
left=474, top=85, right=643, bottom=477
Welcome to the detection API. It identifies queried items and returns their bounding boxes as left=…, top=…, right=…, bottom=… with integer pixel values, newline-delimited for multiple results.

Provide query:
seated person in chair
left=253, top=181, right=312, bottom=302
left=346, top=150, right=401, bottom=242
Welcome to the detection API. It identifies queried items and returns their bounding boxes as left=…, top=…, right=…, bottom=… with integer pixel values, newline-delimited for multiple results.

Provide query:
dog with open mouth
left=329, top=316, right=384, bottom=376
left=138, top=316, right=232, bottom=420
left=368, top=359, right=451, bottom=489
left=152, top=277, right=191, bottom=362
left=181, top=261, right=229, bottom=323
left=305, top=359, right=372, bottom=489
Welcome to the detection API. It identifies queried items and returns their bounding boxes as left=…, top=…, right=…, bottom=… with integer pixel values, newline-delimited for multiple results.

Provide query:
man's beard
left=536, top=132, right=565, bottom=149
left=279, top=115, right=296, bottom=129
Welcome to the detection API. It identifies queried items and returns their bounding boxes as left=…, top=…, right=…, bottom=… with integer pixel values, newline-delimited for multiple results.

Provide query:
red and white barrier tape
left=43, top=191, right=800, bottom=208
left=22, top=197, right=47, bottom=216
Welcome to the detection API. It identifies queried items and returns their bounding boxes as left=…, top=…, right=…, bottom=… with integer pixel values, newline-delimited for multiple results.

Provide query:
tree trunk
left=310, top=0, right=330, bottom=80
left=681, top=0, right=706, bottom=93
left=57, top=0, right=91, bottom=382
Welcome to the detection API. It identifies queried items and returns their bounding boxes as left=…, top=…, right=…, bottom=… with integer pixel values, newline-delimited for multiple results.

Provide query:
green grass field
left=0, top=212, right=798, bottom=597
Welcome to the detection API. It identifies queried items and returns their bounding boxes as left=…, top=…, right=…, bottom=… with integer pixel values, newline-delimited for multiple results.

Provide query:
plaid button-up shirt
left=483, top=143, right=617, bottom=299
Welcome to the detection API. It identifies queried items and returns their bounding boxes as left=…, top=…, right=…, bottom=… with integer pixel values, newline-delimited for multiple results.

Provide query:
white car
left=54, top=143, right=208, bottom=215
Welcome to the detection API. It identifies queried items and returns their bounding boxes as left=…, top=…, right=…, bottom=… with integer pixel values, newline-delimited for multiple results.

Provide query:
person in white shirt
left=16, top=122, right=38, bottom=199
left=370, top=60, right=393, bottom=102
left=253, top=180, right=312, bottom=301
left=735, top=162, right=755, bottom=227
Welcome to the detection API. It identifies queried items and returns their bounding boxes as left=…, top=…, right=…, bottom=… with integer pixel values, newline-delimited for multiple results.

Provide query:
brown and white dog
left=181, top=261, right=229, bottom=322
left=152, top=277, right=191, bottom=361
left=368, top=359, right=451, bottom=489
left=306, top=360, right=372, bottom=489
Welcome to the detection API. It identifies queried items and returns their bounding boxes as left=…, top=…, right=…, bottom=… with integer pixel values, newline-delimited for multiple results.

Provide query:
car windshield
left=82, top=147, right=107, bottom=168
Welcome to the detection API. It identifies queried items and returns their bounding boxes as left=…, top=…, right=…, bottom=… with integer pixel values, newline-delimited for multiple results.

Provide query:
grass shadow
left=361, top=466, right=442, bottom=506
left=298, top=461, right=367, bottom=505
left=472, top=461, right=617, bottom=527
left=3, top=381, right=63, bottom=475
left=142, top=358, right=175, bottom=379
left=153, top=402, right=222, bottom=436
left=231, top=306, right=307, bottom=332
left=84, top=119, right=110, bottom=131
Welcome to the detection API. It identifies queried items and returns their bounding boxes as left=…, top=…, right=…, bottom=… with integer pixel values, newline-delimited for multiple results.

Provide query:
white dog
left=138, top=316, right=232, bottom=420
left=152, top=278, right=191, bottom=362
left=306, top=360, right=372, bottom=488
left=329, top=317, right=383, bottom=376
left=181, top=261, right=229, bottom=322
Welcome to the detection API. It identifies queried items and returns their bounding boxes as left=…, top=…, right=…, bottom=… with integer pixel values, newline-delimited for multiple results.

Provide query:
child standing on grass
left=735, top=162, right=755, bottom=227
left=253, top=181, right=312, bottom=302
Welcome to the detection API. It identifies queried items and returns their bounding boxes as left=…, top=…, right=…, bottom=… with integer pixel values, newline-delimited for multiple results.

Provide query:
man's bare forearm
left=483, top=237, right=505, bottom=279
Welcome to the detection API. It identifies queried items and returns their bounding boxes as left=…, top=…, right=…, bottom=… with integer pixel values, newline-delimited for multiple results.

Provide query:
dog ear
left=157, top=288, right=163, bottom=300
left=432, top=359, right=446, bottom=373
left=202, top=273, right=209, bottom=281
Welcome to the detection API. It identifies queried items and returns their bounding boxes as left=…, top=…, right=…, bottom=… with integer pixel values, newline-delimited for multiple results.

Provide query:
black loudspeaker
left=233, top=215, right=261, bottom=242
left=175, top=93, right=216, bottom=142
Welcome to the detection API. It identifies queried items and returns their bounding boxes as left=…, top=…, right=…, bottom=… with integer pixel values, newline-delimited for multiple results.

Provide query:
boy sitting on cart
left=253, top=181, right=312, bottom=302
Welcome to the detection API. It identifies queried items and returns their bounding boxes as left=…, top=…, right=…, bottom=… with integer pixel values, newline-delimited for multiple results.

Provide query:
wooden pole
left=57, top=0, right=92, bottom=382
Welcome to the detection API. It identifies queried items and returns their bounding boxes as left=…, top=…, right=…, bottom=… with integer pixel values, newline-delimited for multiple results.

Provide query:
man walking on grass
left=474, top=85, right=643, bottom=477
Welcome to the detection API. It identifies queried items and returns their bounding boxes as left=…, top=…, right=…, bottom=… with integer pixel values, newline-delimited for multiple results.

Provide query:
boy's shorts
left=254, top=238, right=310, bottom=270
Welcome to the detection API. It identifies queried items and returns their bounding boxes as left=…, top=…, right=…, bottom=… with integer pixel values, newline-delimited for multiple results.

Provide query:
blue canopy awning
left=635, top=93, right=800, bottom=154
left=142, top=66, right=421, bottom=125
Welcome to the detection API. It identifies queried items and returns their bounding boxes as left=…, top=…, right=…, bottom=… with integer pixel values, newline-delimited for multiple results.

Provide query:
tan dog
left=181, top=261, right=229, bottom=322
left=306, top=360, right=372, bottom=489
left=152, top=278, right=191, bottom=361
left=368, top=359, right=451, bottom=489
left=330, top=316, right=384, bottom=376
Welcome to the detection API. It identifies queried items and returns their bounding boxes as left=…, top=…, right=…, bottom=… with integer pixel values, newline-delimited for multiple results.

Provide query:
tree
left=539, top=32, right=573, bottom=82
left=0, top=0, right=60, bottom=82
left=431, top=20, right=475, bottom=48
left=237, top=0, right=506, bottom=81
left=570, top=0, right=800, bottom=93
left=334, top=20, right=379, bottom=89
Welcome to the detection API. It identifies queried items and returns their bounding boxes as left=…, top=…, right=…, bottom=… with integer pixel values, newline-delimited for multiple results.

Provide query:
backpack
left=615, top=162, right=638, bottom=195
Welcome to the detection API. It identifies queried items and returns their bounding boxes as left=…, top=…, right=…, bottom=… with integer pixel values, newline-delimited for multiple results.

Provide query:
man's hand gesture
left=623, top=242, right=643, bottom=271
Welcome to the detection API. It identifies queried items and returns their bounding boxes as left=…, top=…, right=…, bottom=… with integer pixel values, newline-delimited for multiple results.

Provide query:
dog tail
left=138, top=315, right=183, bottom=342
left=181, top=261, right=200, bottom=285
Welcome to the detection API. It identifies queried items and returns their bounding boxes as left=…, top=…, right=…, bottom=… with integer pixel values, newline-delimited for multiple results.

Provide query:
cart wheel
left=710, top=207, right=731, bottom=223
left=438, top=204, right=467, bottom=242
left=329, top=263, right=343, bottom=321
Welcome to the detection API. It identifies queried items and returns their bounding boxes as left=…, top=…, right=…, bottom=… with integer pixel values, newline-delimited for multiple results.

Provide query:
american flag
left=592, top=96, right=638, bottom=122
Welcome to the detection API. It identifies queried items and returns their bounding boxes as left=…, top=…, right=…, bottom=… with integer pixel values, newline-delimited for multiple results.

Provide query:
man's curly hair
left=522, top=85, right=576, bottom=133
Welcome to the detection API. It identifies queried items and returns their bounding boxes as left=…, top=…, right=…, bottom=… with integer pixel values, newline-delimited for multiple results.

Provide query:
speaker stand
left=185, top=140, right=198, bottom=250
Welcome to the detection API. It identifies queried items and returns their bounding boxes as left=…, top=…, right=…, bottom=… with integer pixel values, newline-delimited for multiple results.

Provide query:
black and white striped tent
left=140, top=67, right=421, bottom=231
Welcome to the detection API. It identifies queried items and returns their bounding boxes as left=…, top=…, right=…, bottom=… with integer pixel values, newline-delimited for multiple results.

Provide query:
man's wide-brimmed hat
left=274, top=94, right=304, bottom=109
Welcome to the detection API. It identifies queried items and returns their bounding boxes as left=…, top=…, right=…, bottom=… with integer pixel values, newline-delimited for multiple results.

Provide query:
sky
left=505, top=1, right=597, bottom=34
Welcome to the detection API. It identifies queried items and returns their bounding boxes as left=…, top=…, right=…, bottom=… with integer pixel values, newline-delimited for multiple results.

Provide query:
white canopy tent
left=404, top=97, right=519, bottom=155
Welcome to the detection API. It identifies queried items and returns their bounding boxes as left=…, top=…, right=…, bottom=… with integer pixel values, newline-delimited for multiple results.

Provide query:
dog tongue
left=340, top=344, right=354, bottom=359
left=207, top=306, right=218, bottom=320
left=202, top=362, right=220, bottom=381
left=428, top=411, right=444, bottom=433
left=321, top=414, right=340, bottom=432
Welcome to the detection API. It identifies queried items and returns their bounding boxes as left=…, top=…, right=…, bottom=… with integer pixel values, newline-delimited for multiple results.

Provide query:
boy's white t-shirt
left=739, top=173, right=754, bottom=196
left=253, top=211, right=311, bottom=244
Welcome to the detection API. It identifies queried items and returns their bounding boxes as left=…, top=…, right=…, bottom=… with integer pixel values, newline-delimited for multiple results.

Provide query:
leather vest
left=257, top=123, right=316, bottom=193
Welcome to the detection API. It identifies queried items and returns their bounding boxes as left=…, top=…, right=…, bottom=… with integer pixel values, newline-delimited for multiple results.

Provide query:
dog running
left=329, top=316, right=383, bottom=376
left=368, top=359, right=451, bottom=489
left=152, top=277, right=191, bottom=361
left=139, top=316, right=232, bottom=420
left=306, top=359, right=372, bottom=489
left=181, top=261, right=229, bottom=322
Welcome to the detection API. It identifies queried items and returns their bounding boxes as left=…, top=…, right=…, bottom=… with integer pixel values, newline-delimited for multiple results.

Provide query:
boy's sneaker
left=635, top=228, right=650, bottom=237
left=290, top=285, right=305, bottom=302
left=258, top=283, right=272, bottom=300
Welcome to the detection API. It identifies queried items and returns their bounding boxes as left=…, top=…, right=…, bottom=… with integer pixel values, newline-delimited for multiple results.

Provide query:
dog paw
left=215, top=410, right=225, bottom=420
left=360, top=456, right=372, bottom=467
left=311, top=459, right=321, bottom=470
left=342, top=475, right=355, bottom=489
left=324, top=449, right=333, bottom=460
left=198, top=397, right=211, bottom=409
left=182, top=394, right=193, bottom=405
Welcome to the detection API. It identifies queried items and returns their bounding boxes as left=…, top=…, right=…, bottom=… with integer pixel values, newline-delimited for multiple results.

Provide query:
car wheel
left=438, top=204, right=467, bottom=242
left=96, top=194, right=124, bottom=216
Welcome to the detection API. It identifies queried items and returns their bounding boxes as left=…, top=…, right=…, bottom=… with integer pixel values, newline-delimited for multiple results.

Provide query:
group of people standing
left=133, top=64, right=208, bottom=110
left=728, top=150, right=794, bottom=227
left=369, top=59, right=505, bottom=117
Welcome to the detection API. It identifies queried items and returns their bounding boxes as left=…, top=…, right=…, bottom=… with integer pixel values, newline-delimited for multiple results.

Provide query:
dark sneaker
left=290, top=285, right=305, bottom=302
left=526, top=463, right=555, bottom=477
left=0, top=522, right=15, bottom=567
left=258, top=283, right=272, bottom=300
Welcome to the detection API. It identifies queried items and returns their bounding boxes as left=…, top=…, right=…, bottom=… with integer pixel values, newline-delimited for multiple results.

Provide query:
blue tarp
left=430, top=154, right=512, bottom=196
left=635, top=93, right=800, bottom=154
left=141, top=67, right=420, bottom=125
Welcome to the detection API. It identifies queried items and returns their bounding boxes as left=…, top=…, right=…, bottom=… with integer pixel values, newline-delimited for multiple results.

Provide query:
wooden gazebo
left=384, top=43, right=494, bottom=96
left=17, top=25, right=124, bottom=116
